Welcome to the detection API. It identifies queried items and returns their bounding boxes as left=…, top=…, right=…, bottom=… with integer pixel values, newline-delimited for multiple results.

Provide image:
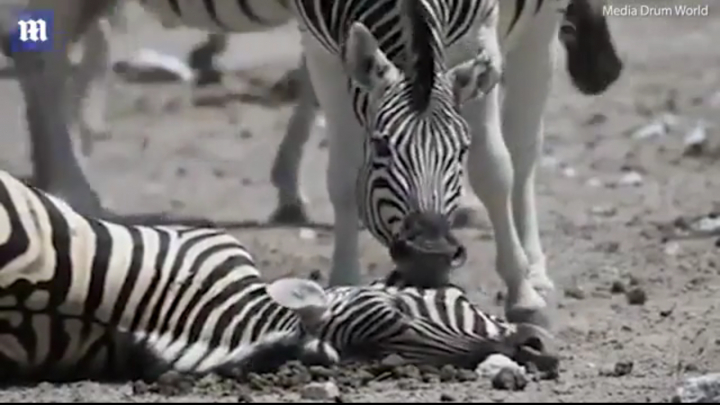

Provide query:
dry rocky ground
left=1, top=0, right=720, bottom=402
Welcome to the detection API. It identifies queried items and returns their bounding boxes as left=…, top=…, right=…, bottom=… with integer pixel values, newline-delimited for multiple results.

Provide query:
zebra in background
left=0, top=167, right=555, bottom=381
left=0, top=0, right=314, bottom=222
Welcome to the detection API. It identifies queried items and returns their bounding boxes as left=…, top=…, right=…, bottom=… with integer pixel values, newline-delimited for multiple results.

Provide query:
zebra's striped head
left=342, top=0, right=501, bottom=282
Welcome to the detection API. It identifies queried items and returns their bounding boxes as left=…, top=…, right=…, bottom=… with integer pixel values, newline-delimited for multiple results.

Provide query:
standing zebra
left=0, top=167, right=555, bottom=381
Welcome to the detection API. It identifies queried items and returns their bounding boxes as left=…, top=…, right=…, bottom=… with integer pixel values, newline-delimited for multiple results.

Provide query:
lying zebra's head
left=342, top=0, right=501, bottom=284
left=267, top=277, right=559, bottom=375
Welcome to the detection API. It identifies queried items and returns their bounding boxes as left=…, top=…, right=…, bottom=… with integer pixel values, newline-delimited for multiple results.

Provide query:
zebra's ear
left=446, top=52, right=502, bottom=105
left=267, top=278, right=329, bottom=323
left=344, top=22, right=403, bottom=91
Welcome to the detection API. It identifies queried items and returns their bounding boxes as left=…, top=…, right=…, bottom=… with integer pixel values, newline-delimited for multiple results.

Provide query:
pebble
left=616, top=171, right=644, bottom=187
left=626, top=287, right=647, bottom=305
left=590, top=205, right=617, bottom=217
left=301, top=381, right=341, bottom=400
left=380, top=354, right=407, bottom=368
left=299, top=228, right=317, bottom=240
left=664, top=241, right=681, bottom=256
left=491, top=367, right=528, bottom=391
left=477, top=354, right=526, bottom=379
left=564, top=285, right=586, bottom=299
left=440, top=392, right=457, bottom=402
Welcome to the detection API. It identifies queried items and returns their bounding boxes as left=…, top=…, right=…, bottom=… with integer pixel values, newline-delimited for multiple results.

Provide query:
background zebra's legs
left=499, top=7, right=562, bottom=300
left=462, top=23, right=549, bottom=328
left=269, top=56, right=318, bottom=224
left=7, top=0, right=117, bottom=216
left=302, top=42, right=363, bottom=286
left=72, top=17, right=113, bottom=157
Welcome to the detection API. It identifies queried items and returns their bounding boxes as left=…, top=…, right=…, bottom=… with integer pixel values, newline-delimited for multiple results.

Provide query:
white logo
left=17, top=19, right=48, bottom=43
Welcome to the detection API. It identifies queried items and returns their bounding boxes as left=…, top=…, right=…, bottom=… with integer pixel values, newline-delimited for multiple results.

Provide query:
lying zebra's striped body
left=0, top=169, right=335, bottom=380
left=0, top=168, right=553, bottom=381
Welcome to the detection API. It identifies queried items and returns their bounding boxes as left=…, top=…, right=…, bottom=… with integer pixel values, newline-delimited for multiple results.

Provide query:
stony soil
left=1, top=0, right=719, bottom=402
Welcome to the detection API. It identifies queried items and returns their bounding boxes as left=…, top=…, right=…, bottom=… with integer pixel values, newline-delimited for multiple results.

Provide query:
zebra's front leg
left=269, top=56, right=318, bottom=225
left=13, top=46, right=105, bottom=216
left=501, top=11, right=563, bottom=298
left=464, top=86, right=548, bottom=328
left=302, top=45, right=364, bottom=286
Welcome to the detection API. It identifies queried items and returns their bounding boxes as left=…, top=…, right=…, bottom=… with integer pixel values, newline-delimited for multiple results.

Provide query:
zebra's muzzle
left=389, top=212, right=467, bottom=287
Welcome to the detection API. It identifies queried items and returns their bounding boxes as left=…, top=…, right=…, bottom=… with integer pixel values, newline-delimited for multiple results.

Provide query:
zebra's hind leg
left=462, top=25, right=549, bottom=328
left=269, top=56, right=318, bottom=225
left=500, top=7, right=563, bottom=300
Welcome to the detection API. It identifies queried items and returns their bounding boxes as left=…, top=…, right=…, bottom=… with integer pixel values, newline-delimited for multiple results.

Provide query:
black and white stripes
left=0, top=170, right=332, bottom=380
left=0, top=168, right=549, bottom=381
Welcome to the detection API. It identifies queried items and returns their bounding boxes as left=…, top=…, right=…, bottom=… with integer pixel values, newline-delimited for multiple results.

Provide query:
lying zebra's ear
left=344, top=22, right=403, bottom=92
left=447, top=52, right=502, bottom=105
left=267, top=278, right=329, bottom=324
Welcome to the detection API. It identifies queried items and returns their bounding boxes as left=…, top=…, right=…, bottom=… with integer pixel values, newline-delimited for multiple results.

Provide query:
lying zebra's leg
left=269, top=56, right=318, bottom=225
left=462, top=21, right=548, bottom=328
left=72, top=17, right=113, bottom=157
left=501, top=6, right=564, bottom=299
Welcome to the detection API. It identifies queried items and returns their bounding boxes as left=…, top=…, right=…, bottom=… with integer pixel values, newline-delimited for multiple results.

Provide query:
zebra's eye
left=371, top=137, right=392, bottom=158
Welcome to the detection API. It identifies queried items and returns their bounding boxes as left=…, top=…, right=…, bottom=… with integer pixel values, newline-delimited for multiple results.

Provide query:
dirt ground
left=1, top=0, right=720, bottom=402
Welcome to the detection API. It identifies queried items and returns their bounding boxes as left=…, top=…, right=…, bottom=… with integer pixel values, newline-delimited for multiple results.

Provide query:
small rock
left=614, top=361, right=634, bottom=376
left=239, top=129, right=253, bottom=139
left=301, top=381, right=341, bottom=400
left=600, top=360, right=633, bottom=377
left=664, top=242, right=681, bottom=256
left=674, top=373, right=720, bottom=403
left=585, top=177, right=603, bottom=188
left=610, top=280, right=626, bottom=294
left=631, top=121, right=666, bottom=140
left=683, top=121, right=708, bottom=156
left=540, top=155, right=560, bottom=168
left=590, top=205, right=617, bottom=217
left=584, top=113, right=607, bottom=126
left=440, top=392, right=457, bottom=402
left=380, top=354, right=406, bottom=368
left=626, top=287, right=647, bottom=305
left=491, top=367, right=528, bottom=391
left=564, top=285, right=586, bottom=300
left=477, top=354, right=526, bottom=379
left=308, top=270, right=323, bottom=282
left=299, top=228, right=317, bottom=240
left=561, top=166, right=577, bottom=178
left=616, top=171, right=643, bottom=187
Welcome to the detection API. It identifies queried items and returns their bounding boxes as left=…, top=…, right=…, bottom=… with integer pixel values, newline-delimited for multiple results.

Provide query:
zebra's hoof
left=505, top=306, right=552, bottom=330
left=269, top=203, right=310, bottom=225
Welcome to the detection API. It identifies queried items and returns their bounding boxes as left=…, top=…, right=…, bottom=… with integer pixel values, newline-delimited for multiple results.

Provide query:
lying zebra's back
left=0, top=170, right=302, bottom=380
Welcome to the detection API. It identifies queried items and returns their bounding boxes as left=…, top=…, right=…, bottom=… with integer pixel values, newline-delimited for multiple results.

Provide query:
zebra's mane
left=405, top=0, right=440, bottom=112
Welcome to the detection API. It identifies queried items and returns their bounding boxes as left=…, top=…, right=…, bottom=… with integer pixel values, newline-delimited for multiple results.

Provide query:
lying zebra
left=0, top=168, right=556, bottom=382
